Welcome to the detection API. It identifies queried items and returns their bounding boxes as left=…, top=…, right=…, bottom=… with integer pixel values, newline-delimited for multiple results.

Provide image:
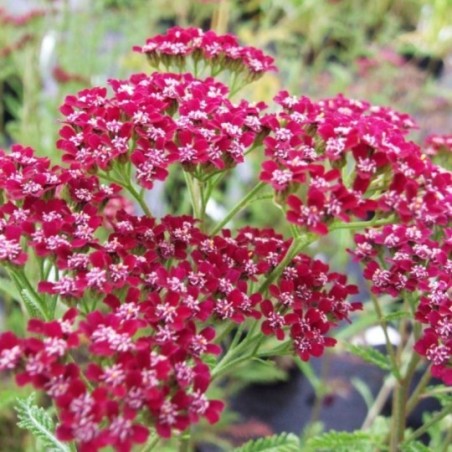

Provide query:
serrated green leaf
left=7, top=272, right=45, bottom=318
left=346, top=344, right=391, bottom=371
left=20, top=288, right=47, bottom=319
left=15, top=394, right=70, bottom=452
left=233, top=432, right=300, bottom=452
left=306, top=430, right=374, bottom=451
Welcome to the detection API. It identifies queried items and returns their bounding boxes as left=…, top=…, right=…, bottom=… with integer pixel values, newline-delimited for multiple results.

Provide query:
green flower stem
left=390, top=379, right=408, bottom=450
left=406, top=366, right=432, bottom=415
left=8, top=267, right=49, bottom=320
left=214, top=322, right=237, bottom=345
left=389, top=327, right=423, bottom=449
left=295, top=358, right=322, bottom=395
left=362, top=374, right=397, bottom=429
left=179, top=431, right=192, bottom=452
left=98, top=172, right=152, bottom=217
left=124, top=180, right=153, bottom=217
left=329, top=215, right=395, bottom=231
left=258, top=340, right=292, bottom=357
left=229, top=321, right=247, bottom=349
left=257, top=232, right=316, bottom=294
left=212, top=346, right=260, bottom=380
left=140, top=435, right=160, bottom=452
left=183, top=171, right=202, bottom=220
left=369, top=293, right=402, bottom=382
left=212, top=332, right=263, bottom=380
left=228, top=72, right=241, bottom=98
left=403, top=403, right=452, bottom=445
left=441, top=427, right=452, bottom=452
left=210, top=181, right=266, bottom=235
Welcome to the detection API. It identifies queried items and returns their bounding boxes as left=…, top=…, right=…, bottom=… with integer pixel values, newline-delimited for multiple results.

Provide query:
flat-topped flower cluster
left=133, top=27, right=276, bottom=79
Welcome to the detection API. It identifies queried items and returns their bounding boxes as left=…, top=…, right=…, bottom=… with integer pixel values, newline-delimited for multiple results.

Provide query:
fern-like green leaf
left=306, top=430, right=374, bottom=451
left=15, top=394, right=70, bottom=452
left=233, top=432, right=300, bottom=452
left=346, top=344, right=391, bottom=371
left=21, top=288, right=47, bottom=319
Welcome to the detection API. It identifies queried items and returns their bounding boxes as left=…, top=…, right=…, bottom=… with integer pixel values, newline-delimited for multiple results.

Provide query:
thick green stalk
left=370, top=293, right=402, bottom=382
left=183, top=171, right=202, bottom=220
left=406, top=366, right=432, bottom=415
left=389, top=327, right=422, bottom=449
left=212, top=331, right=263, bottom=380
left=390, top=380, right=408, bottom=450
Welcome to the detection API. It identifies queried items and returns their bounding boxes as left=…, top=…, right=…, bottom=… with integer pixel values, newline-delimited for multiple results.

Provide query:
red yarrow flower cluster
left=0, top=199, right=360, bottom=450
left=3, top=28, right=448, bottom=452
left=262, top=254, right=361, bottom=360
left=0, top=146, right=123, bottom=269
left=133, top=27, right=276, bottom=80
left=58, top=72, right=267, bottom=186
left=259, top=92, right=433, bottom=235
left=353, top=224, right=451, bottom=385
left=0, top=307, right=222, bottom=451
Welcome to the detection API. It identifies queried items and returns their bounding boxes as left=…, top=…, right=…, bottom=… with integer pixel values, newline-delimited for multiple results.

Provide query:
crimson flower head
left=259, top=92, right=435, bottom=236
left=133, top=27, right=276, bottom=80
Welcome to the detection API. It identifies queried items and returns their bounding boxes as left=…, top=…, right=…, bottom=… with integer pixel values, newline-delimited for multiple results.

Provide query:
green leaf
left=351, top=377, right=374, bottom=410
left=306, top=430, right=374, bottom=451
left=346, top=344, right=391, bottom=371
left=3, top=94, right=22, bottom=118
left=233, top=432, right=300, bottom=452
left=401, top=441, right=431, bottom=452
left=7, top=272, right=44, bottom=318
left=426, top=385, right=452, bottom=407
left=384, top=311, right=409, bottom=322
left=234, top=358, right=288, bottom=384
left=15, top=394, right=70, bottom=452
left=20, top=288, right=47, bottom=319
left=0, top=276, right=21, bottom=301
